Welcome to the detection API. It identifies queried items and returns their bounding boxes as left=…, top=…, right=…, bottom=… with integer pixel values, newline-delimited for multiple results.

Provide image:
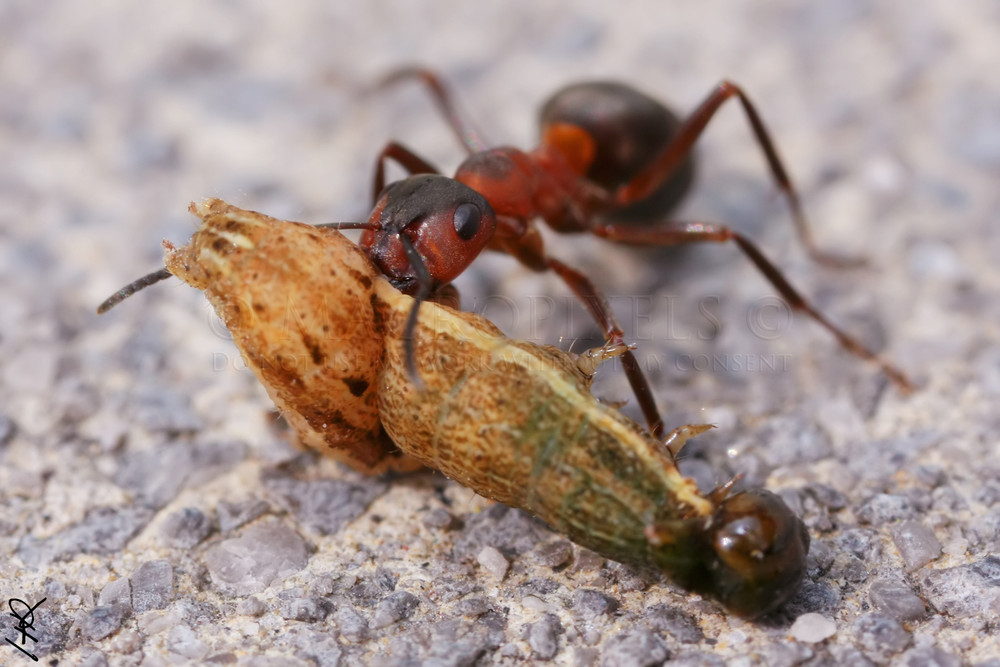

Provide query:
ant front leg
left=591, top=220, right=913, bottom=392
left=372, top=142, right=441, bottom=203
left=614, top=81, right=860, bottom=268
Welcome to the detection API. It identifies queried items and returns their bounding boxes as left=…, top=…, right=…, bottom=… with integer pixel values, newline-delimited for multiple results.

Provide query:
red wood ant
left=326, top=67, right=913, bottom=439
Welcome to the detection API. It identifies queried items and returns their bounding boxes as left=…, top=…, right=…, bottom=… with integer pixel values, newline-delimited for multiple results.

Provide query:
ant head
left=703, top=489, right=810, bottom=617
left=361, top=174, right=497, bottom=294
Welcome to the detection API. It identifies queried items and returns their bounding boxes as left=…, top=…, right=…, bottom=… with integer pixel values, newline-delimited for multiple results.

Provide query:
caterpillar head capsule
left=646, top=488, right=808, bottom=617
left=706, top=489, right=810, bottom=616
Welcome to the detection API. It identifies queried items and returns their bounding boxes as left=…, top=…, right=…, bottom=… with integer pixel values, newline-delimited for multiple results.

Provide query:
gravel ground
left=2, top=2, right=1000, bottom=665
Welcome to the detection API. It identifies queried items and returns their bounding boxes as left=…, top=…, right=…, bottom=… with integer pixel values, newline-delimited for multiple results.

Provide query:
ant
left=324, top=67, right=913, bottom=439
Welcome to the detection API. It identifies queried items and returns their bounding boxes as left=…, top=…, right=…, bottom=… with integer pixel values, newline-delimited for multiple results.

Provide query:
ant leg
left=372, top=141, right=440, bottom=204
left=614, top=81, right=859, bottom=268
left=495, top=219, right=666, bottom=436
left=545, top=257, right=666, bottom=438
left=376, top=66, right=488, bottom=154
left=592, top=221, right=913, bottom=392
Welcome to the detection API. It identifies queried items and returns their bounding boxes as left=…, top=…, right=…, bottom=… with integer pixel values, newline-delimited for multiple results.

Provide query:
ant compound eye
left=453, top=202, right=481, bottom=241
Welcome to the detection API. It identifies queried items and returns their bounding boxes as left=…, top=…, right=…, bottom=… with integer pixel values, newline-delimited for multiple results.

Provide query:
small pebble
left=0, top=414, right=16, bottom=446
left=217, top=500, right=269, bottom=533
left=789, top=613, right=837, bottom=643
left=236, top=597, right=267, bottom=617
left=370, top=590, right=419, bottom=628
left=279, top=596, right=333, bottom=622
left=869, top=580, right=927, bottom=621
left=78, top=604, right=128, bottom=641
left=204, top=519, right=309, bottom=595
left=131, top=560, right=174, bottom=613
left=98, top=578, right=131, bottom=608
left=477, top=546, right=510, bottom=579
left=853, top=613, right=912, bottom=657
left=532, top=540, right=573, bottom=568
left=526, top=613, right=563, bottom=660
left=572, top=589, right=619, bottom=618
left=599, top=629, right=669, bottom=667
left=422, top=507, right=461, bottom=530
left=891, top=520, right=942, bottom=571
left=166, top=624, right=207, bottom=661
left=856, top=494, right=915, bottom=525
left=159, top=507, right=213, bottom=548
left=333, top=606, right=369, bottom=643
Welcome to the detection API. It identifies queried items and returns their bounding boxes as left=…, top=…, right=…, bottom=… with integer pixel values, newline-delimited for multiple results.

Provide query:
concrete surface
left=2, top=1, right=999, bottom=665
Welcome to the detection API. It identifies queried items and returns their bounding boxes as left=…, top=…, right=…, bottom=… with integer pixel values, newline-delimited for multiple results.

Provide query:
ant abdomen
left=539, top=81, right=696, bottom=221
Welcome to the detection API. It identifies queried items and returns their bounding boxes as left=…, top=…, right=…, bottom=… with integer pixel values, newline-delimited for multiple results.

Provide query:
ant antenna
left=397, top=233, right=433, bottom=390
left=314, top=222, right=372, bottom=230
left=97, top=268, right=173, bottom=314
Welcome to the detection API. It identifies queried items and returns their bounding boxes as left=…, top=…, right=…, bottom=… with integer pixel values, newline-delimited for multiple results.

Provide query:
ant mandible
left=329, top=67, right=913, bottom=438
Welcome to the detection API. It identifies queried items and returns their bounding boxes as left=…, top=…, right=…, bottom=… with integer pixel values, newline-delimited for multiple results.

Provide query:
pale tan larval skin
left=164, top=198, right=414, bottom=473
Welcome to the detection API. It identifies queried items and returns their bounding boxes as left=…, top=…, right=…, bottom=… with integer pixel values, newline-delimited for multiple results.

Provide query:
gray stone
left=789, top=613, right=837, bottom=643
left=856, top=494, right=916, bottom=525
left=757, top=416, right=833, bottom=466
left=115, top=440, right=246, bottom=509
left=0, top=413, right=16, bottom=446
left=422, top=507, right=461, bottom=530
left=891, top=520, right=942, bottom=571
left=78, top=604, right=128, bottom=641
left=868, top=580, right=927, bottom=621
left=131, top=559, right=173, bottom=612
left=526, top=613, right=563, bottom=660
left=898, top=647, right=962, bottom=667
left=532, top=540, right=574, bottom=568
left=454, top=597, right=492, bottom=617
left=204, top=519, right=310, bottom=595
left=217, top=499, right=270, bottom=533
left=476, top=545, right=510, bottom=579
left=98, top=578, right=131, bottom=608
left=333, top=605, right=369, bottom=643
left=643, top=603, right=704, bottom=644
left=127, top=385, right=203, bottom=433
left=166, top=624, right=208, bottom=661
left=16, top=506, right=153, bottom=566
left=572, top=589, right=619, bottom=618
left=279, top=596, right=333, bottom=622
left=159, top=507, right=213, bottom=548
left=452, top=504, right=551, bottom=561
left=288, top=627, right=344, bottom=667
left=263, top=474, right=386, bottom=535
left=852, top=613, right=912, bottom=659
left=371, top=590, right=420, bottom=628
left=600, top=629, right=669, bottom=667
left=807, top=483, right=849, bottom=510
left=920, top=555, right=1000, bottom=618
left=783, top=580, right=843, bottom=618
left=838, top=528, right=883, bottom=561
left=77, top=649, right=109, bottom=667
left=237, top=597, right=267, bottom=617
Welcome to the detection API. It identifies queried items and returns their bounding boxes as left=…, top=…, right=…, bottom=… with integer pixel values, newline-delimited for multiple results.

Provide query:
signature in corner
left=5, top=597, right=46, bottom=662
